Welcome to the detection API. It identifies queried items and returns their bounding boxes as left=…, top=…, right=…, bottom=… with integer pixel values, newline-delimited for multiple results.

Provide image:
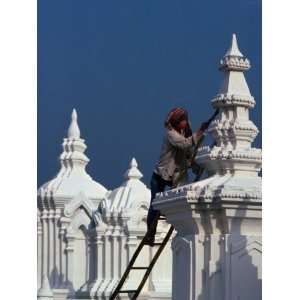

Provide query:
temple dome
left=101, top=158, right=150, bottom=214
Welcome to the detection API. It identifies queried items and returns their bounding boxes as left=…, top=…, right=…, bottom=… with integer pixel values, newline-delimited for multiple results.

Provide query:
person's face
left=177, top=119, right=188, bottom=131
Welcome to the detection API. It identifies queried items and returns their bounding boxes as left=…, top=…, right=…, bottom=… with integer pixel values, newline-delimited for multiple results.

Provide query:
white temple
left=154, top=34, right=262, bottom=300
left=37, top=110, right=172, bottom=300
left=38, top=34, right=261, bottom=300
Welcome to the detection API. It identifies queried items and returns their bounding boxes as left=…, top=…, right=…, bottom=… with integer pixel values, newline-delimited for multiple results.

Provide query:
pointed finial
left=224, top=33, right=243, bottom=57
left=130, top=157, right=138, bottom=168
left=37, top=275, right=53, bottom=298
left=72, top=108, right=77, bottom=119
left=124, top=157, right=143, bottom=180
left=68, top=108, right=81, bottom=139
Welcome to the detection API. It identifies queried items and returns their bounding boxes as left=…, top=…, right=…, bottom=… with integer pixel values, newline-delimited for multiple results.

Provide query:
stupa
left=37, top=109, right=109, bottom=298
left=153, top=34, right=262, bottom=300
left=37, top=112, right=172, bottom=299
left=97, top=158, right=172, bottom=298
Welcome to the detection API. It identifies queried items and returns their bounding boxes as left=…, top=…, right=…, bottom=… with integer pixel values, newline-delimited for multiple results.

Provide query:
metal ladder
left=109, top=216, right=174, bottom=300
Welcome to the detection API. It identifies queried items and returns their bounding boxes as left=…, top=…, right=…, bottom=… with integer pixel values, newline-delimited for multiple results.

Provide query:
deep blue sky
left=38, top=0, right=261, bottom=189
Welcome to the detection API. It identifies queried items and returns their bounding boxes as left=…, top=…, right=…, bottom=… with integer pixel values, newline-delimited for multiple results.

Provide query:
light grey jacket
left=154, top=128, right=204, bottom=184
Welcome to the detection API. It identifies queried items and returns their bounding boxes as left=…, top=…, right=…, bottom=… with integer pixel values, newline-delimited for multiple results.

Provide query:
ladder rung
left=118, top=290, right=136, bottom=293
left=109, top=225, right=174, bottom=300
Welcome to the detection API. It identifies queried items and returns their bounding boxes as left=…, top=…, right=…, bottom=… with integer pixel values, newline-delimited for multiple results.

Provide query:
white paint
left=38, top=275, right=54, bottom=300
left=68, top=109, right=80, bottom=139
left=38, top=109, right=108, bottom=202
left=38, top=113, right=172, bottom=299
left=37, top=110, right=109, bottom=299
left=224, top=33, right=243, bottom=57
left=38, top=35, right=261, bottom=299
left=154, top=34, right=262, bottom=300
left=98, top=158, right=172, bottom=298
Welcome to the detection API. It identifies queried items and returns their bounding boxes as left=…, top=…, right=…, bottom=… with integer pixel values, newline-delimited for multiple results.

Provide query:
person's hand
left=200, top=109, right=219, bottom=131
left=200, top=121, right=210, bottom=131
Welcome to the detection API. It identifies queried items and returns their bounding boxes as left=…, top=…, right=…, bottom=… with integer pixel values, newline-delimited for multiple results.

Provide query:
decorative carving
left=153, top=34, right=262, bottom=300
left=37, top=109, right=108, bottom=209
left=64, top=192, right=101, bottom=225
left=219, top=56, right=251, bottom=71
left=211, top=93, right=255, bottom=108
left=101, top=157, right=150, bottom=230
left=194, top=33, right=262, bottom=177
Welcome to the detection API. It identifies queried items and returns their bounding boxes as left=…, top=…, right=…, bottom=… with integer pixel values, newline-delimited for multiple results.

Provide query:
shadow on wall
left=47, top=220, right=97, bottom=299
left=196, top=198, right=262, bottom=300
left=48, top=268, right=75, bottom=297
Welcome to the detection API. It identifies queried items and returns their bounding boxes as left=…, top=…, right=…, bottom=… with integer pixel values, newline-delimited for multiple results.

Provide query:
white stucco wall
left=153, top=34, right=262, bottom=300
left=37, top=111, right=172, bottom=300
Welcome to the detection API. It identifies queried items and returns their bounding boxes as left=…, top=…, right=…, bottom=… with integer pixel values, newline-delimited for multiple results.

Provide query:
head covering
left=165, top=107, right=192, bottom=137
left=165, top=107, right=188, bottom=127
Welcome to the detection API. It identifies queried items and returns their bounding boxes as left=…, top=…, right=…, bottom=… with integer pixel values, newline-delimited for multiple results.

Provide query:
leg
left=146, top=173, right=168, bottom=245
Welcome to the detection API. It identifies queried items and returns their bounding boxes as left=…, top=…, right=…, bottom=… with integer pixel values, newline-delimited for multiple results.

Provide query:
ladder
left=109, top=216, right=174, bottom=300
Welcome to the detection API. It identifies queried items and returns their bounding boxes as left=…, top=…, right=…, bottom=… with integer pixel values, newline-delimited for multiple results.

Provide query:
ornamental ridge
left=219, top=34, right=250, bottom=71
left=195, top=33, right=262, bottom=176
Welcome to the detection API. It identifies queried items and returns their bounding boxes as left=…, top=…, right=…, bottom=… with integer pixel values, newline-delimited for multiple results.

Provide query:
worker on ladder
left=145, top=107, right=211, bottom=246
left=110, top=107, right=219, bottom=300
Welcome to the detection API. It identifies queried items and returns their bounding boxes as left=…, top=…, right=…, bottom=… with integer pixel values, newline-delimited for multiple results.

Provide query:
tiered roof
left=196, top=34, right=261, bottom=176
left=38, top=109, right=108, bottom=208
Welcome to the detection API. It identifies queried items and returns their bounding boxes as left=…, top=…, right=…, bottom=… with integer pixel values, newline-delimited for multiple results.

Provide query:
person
left=145, top=107, right=210, bottom=246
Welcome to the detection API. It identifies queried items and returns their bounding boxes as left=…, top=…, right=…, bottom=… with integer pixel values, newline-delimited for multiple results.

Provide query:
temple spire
left=124, top=158, right=143, bottom=180
left=219, top=33, right=250, bottom=72
left=224, top=33, right=243, bottom=57
left=68, top=108, right=81, bottom=139
left=102, top=156, right=150, bottom=213
left=64, top=109, right=89, bottom=172
left=196, top=33, right=261, bottom=176
left=218, top=33, right=252, bottom=98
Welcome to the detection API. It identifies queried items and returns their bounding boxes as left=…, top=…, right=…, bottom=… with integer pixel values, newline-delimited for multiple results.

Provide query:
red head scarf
left=165, top=107, right=192, bottom=137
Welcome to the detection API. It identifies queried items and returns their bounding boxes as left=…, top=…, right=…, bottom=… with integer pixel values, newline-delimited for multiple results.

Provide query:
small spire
left=37, top=275, right=53, bottom=299
left=224, top=33, right=243, bottom=57
left=67, top=108, right=81, bottom=139
left=130, top=158, right=138, bottom=168
left=124, top=158, right=143, bottom=180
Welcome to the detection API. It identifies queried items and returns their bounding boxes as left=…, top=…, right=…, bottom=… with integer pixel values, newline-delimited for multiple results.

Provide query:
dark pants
left=146, top=172, right=172, bottom=239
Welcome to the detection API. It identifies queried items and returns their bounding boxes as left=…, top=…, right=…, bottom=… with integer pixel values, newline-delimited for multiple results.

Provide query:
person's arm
left=166, top=129, right=194, bottom=149
left=167, top=122, right=208, bottom=150
left=192, top=128, right=205, bottom=145
left=168, top=109, right=219, bottom=150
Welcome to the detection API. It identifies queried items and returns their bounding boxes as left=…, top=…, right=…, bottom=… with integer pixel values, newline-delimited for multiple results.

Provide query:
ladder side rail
left=132, top=226, right=174, bottom=299
left=111, top=215, right=165, bottom=299
left=109, top=234, right=149, bottom=300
